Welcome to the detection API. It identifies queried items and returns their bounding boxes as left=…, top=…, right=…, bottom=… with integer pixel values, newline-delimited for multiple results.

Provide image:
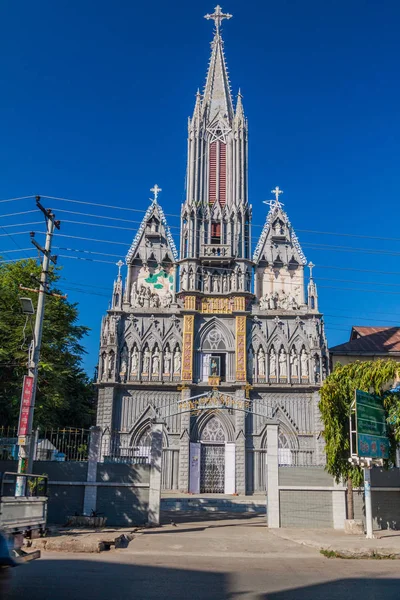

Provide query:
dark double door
left=200, top=444, right=225, bottom=493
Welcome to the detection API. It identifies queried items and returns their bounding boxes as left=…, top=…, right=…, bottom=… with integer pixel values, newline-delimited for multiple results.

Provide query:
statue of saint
left=301, top=348, right=308, bottom=377
left=279, top=348, right=287, bottom=377
left=131, top=347, right=139, bottom=373
left=143, top=347, right=150, bottom=373
left=173, top=348, right=181, bottom=374
left=290, top=348, right=298, bottom=377
left=164, top=348, right=172, bottom=374
left=152, top=348, right=160, bottom=376
left=257, top=348, right=265, bottom=377
left=130, top=282, right=138, bottom=307
left=269, top=348, right=277, bottom=376
left=163, top=290, right=173, bottom=308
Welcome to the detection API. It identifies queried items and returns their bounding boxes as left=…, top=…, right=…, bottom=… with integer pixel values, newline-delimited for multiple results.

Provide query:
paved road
left=5, top=519, right=400, bottom=599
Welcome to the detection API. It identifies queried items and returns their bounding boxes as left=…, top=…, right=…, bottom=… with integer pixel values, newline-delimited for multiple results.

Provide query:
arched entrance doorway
left=200, top=415, right=226, bottom=493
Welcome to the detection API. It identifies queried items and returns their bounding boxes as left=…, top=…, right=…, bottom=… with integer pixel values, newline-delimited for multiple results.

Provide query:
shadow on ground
left=4, top=559, right=400, bottom=600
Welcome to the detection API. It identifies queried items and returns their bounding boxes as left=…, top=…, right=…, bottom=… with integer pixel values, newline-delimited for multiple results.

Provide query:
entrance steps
left=161, top=493, right=266, bottom=522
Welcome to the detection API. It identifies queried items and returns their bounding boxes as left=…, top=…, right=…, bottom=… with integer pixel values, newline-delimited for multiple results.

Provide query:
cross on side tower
left=150, top=184, right=162, bottom=202
left=204, top=5, right=232, bottom=34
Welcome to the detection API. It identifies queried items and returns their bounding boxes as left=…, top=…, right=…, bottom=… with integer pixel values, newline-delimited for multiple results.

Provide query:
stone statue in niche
left=279, top=348, right=287, bottom=377
left=131, top=347, right=139, bottom=373
left=173, top=348, right=181, bottom=374
left=222, top=273, right=228, bottom=293
left=269, top=348, right=277, bottom=376
left=257, top=348, right=265, bottom=377
left=231, top=271, right=237, bottom=291
left=162, top=290, right=173, bottom=308
left=180, top=271, right=186, bottom=291
left=204, top=272, right=210, bottom=293
left=290, top=348, right=299, bottom=377
left=152, top=348, right=160, bottom=376
left=150, top=293, right=160, bottom=308
left=143, top=347, right=150, bottom=373
left=301, top=348, right=308, bottom=377
left=120, top=347, right=128, bottom=382
left=164, top=348, right=172, bottom=374
left=314, top=354, right=320, bottom=382
left=130, top=282, right=138, bottom=307
left=189, top=270, right=195, bottom=289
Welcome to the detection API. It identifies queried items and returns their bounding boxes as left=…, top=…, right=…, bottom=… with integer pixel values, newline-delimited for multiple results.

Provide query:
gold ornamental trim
left=235, top=315, right=247, bottom=382
left=181, top=314, right=195, bottom=381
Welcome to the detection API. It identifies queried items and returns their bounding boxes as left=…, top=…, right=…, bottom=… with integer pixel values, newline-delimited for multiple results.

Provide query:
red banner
left=18, top=376, right=34, bottom=437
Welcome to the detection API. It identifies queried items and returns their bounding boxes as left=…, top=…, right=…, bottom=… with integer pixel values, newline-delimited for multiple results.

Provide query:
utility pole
left=16, top=197, right=60, bottom=495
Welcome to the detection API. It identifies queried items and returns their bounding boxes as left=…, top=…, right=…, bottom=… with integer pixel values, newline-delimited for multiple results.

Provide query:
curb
left=268, top=530, right=400, bottom=559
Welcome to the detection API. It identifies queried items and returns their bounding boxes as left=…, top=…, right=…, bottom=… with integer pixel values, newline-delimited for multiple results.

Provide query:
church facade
left=96, top=6, right=329, bottom=494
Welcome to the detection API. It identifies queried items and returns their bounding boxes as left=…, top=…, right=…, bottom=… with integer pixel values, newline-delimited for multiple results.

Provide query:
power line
left=0, top=195, right=36, bottom=205
left=0, top=210, right=37, bottom=219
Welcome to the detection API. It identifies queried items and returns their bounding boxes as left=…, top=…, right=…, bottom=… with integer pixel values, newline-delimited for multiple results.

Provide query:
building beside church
left=96, top=6, right=329, bottom=494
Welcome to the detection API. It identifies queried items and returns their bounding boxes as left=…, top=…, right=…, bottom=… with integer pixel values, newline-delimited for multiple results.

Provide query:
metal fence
left=0, top=426, right=90, bottom=462
left=100, top=430, right=151, bottom=464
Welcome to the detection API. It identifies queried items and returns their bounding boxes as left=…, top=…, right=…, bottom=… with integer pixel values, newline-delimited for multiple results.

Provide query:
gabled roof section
left=253, top=200, right=307, bottom=265
left=125, top=199, right=178, bottom=264
left=330, top=326, right=400, bottom=355
left=202, top=30, right=234, bottom=124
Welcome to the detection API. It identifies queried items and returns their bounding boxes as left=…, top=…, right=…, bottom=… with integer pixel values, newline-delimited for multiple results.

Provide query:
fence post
left=83, top=426, right=102, bottom=517
left=148, top=420, right=163, bottom=526
left=267, top=423, right=280, bottom=528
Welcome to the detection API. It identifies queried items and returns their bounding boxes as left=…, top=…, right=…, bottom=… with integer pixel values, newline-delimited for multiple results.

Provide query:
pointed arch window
left=211, top=221, right=221, bottom=244
left=201, top=416, right=226, bottom=443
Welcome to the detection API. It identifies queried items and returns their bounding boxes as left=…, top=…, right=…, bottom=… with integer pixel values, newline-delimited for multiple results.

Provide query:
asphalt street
left=5, top=519, right=400, bottom=599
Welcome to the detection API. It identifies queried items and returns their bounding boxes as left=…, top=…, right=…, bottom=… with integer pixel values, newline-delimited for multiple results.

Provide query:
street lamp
left=19, top=297, right=35, bottom=315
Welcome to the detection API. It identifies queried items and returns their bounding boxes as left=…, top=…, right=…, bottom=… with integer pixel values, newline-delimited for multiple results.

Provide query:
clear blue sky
left=1, top=0, right=400, bottom=374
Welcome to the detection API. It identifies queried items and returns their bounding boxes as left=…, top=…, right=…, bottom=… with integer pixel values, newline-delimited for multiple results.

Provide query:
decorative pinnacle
left=204, top=5, right=232, bottom=35
left=271, top=186, right=283, bottom=203
left=150, top=184, right=162, bottom=202
left=116, top=260, right=124, bottom=278
left=308, top=262, right=315, bottom=279
left=263, top=186, right=284, bottom=211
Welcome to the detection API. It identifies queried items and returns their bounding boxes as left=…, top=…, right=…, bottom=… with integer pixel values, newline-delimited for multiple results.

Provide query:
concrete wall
left=352, top=468, right=400, bottom=531
left=0, top=460, right=151, bottom=527
left=279, top=467, right=334, bottom=487
left=280, top=490, right=333, bottom=528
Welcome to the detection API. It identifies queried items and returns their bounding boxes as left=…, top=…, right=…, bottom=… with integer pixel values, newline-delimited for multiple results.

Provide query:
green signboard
left=355, top=390, right=389, bottom=459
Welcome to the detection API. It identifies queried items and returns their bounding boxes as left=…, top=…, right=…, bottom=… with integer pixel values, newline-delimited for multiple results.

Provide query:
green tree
left=0, top=258, right=95, bottom=428
left=319, top=359, right=400, bottom=518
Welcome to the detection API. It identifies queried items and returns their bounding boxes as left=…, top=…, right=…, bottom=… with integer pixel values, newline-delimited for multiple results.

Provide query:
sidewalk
left=270, top=527, right=400, bottom=558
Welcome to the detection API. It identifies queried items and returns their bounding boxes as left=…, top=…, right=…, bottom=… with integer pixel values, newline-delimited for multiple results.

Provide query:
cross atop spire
left=116, top=260, right=124, bottom=279
left=271, top=186, right=283, bottom=203
left=263, top=186, right=284, bottom=211
left=150, top=184, right=162, bottom=202
left=308, top=261, right=315, bottom=279
left=204, top=5, right=232, bottom=35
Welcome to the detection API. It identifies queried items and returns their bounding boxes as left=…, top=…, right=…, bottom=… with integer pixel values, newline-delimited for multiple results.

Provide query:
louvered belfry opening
left=208, top=139, right=227, bottom=206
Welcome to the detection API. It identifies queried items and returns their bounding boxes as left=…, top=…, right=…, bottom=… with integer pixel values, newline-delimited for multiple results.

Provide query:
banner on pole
left=18, top=375, right=34, bottom=437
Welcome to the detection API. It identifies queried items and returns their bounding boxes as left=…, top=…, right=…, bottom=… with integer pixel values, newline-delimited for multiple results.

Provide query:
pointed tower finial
left=150, top=184, right=162, bottom=202
left=263, top=186, right=285, bottom=211
left=204, top=5, right=232, bottom=35
left=116, top=260, right=124, bottom=280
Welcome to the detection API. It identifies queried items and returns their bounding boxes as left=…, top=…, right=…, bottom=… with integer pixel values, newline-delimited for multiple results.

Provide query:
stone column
left=267, top=423, right=280, bottom=528
left=96, top=387, right=115, bottom=460
left=178, top=388, right=192, bottom=492
left=83, top=426, right=102, bottom=516
left=148, top=420, right=163, bottom=526
left=312, top=391, right=326, bottom=466
left=235, top=389, right=247, bottom=495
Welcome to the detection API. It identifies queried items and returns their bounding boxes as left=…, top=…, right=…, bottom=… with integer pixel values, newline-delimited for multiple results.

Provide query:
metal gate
left=200, top=444, right=225, bottom=493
